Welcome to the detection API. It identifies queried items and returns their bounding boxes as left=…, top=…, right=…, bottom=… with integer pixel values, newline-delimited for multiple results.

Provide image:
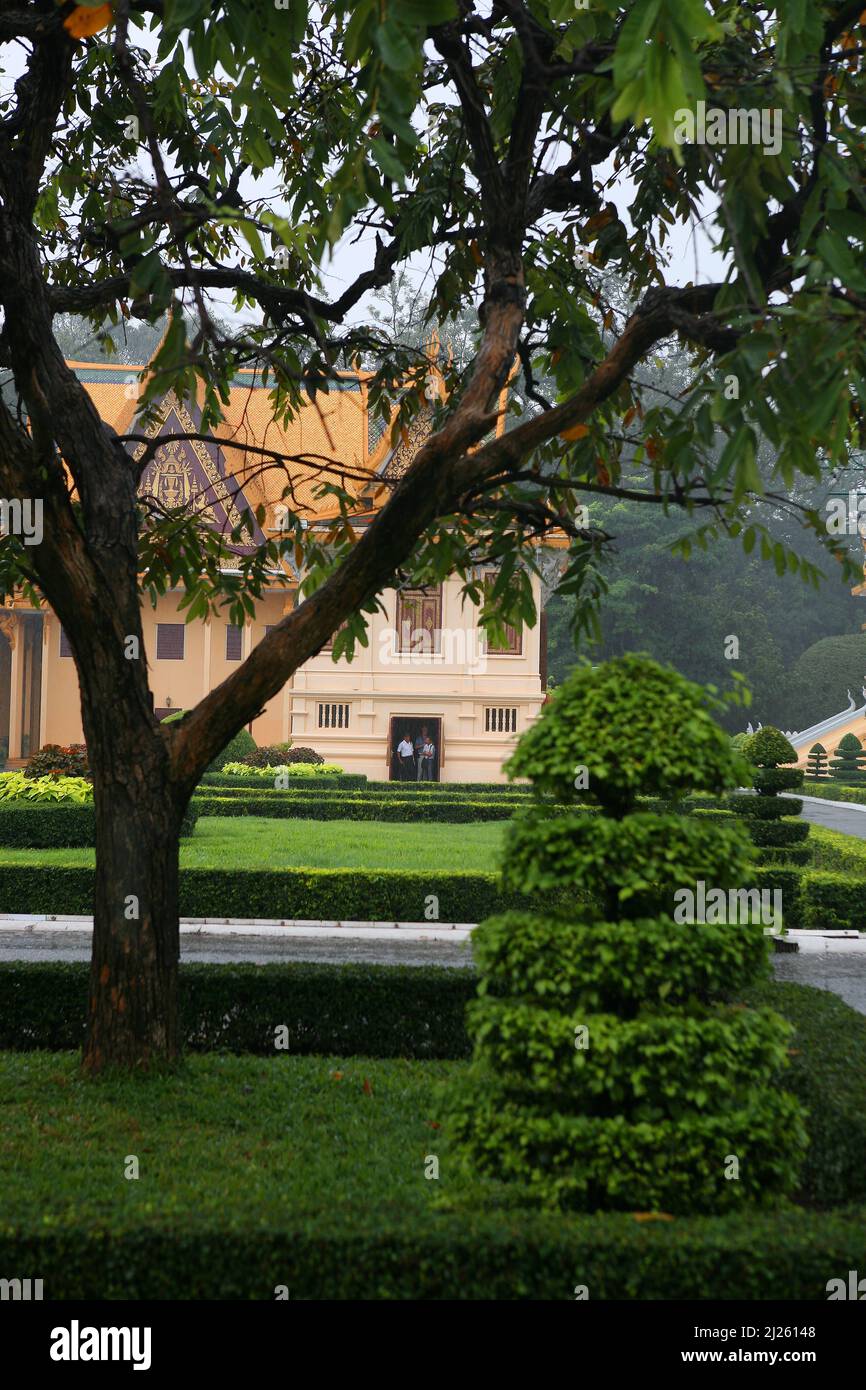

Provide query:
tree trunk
left=82, top=734, right=184, bottom=1074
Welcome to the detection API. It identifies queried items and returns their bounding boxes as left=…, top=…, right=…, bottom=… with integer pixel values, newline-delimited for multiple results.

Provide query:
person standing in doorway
left=414, top=727, right=426, bottom=779
left=419, top=725, right=436, bottom=782
left=397, top=731, right=415, bottom=781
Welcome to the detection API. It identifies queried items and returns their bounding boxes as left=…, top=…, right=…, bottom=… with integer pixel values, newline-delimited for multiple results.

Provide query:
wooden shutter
left=226, top=624, right=242, bottom=661
left=156, top=623, right=185, bottom=660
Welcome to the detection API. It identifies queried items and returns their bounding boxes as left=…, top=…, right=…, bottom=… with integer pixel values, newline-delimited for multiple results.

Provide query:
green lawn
left=0, top=1052, right=453, bottom=1235
left=0, top=816, right=506, bottom=871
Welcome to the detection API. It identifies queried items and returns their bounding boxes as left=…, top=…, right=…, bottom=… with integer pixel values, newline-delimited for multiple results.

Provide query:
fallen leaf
left=632, top=1212, right=675, bottom=1222
left=362, top=1077, right=373, bottom=1096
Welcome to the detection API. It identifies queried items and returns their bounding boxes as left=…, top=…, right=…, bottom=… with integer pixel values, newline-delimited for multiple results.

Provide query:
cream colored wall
left=290, top=574, right=544, bottom=782
left=36, top=575, right=544, bottom=782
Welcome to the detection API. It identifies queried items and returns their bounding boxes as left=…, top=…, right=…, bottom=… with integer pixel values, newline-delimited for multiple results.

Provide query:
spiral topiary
left=443, top=656, right=807, bottom=1214
left=729, top=725, right=810, bottom=865
left=805, top=743, right=829, bottom=781
left=829, top=732, right=866, bottom=785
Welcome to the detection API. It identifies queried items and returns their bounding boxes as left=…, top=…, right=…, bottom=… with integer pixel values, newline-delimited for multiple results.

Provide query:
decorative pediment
left=132, top=390, right=265, bottom=550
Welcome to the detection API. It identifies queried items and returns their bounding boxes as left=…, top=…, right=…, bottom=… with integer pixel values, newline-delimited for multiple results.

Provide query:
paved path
left=788, top=792, right=866, bottom=838
left=0, top=925, right=475, bottom=968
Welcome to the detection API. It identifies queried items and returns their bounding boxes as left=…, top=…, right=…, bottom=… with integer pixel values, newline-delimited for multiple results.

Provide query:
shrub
left=206, top=727, right=257, bottom=773
left=0, top=772, right=92, bottom=803
left=191, top=794, right=528, bottom=823
left=221, top=761, right=343, bottom=778
left=240, top=745, right=324, bottom=767
left=0, top=864, right=546, bottom=922
left=444, top=656, right=807, bottom=1214
left=829, top=732, right=866, bottom=784
left=806, top=743, right=830, bottom=780
left=24, top=743, right=89, bottom=778
left=729, top=725, right=807, bottom=865
left=0, top=801, right=198, bottom=848
left=747, top=726, right=799, bottom=767
left=199, top=772, right=367, bottom=791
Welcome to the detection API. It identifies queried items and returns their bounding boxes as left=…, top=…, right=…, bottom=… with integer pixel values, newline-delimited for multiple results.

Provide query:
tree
left=806, top=742, right=830, bottom=780
left=1, top=2, right=865, bottom=1069
left=829, top=732, right=866, bottom=783
left=444, top=657, right=807, bottom=1212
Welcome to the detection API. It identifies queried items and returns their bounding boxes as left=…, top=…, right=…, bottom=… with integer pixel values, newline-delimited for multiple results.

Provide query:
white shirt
left=397, top=739, right=414, bottom=757
left=422, top=742, right=435, bottom=759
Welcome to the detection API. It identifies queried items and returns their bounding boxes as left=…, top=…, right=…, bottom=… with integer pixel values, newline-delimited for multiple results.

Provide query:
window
left=482, top=574, right=522, bottom=655
left=156, top=623, right=185, bottom=660
left=485, top=706, right=518, bottom=734
left=318, top=702, right=350, bottom=730
left=395, top=586, right=441, bottom=654
left=59, top=627, right=73, bottom=658
left=226, top=624, right=242, bottom=661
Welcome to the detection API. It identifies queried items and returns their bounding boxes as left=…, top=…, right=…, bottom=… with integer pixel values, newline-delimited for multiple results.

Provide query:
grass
left=0, top=816, right=506, bottom=872
left=0, top=1052, right=452, bottom=1235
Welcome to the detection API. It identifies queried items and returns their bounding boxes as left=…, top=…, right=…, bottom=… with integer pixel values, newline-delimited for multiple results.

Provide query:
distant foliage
left=205, top=727, right=257, bottom=773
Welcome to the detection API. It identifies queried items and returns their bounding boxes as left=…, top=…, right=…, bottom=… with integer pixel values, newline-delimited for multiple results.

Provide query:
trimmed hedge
left=0, top=961, right=476, bottom=1058
left=0, top=864, right=544, bottom=922
left=200, top=772, right=368, bottom=791
left=0, top=801, right=198, bottom=847
left=191, top=795, right=532, bottom=823
left=3, top=1204, right=866, bottom=1300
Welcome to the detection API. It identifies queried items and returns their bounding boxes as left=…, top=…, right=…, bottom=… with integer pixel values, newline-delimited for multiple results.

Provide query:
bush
left=0, top=772, right=92, bottom=803
left=748, top=820, right=811, bottom=848
left=0, top=864, right=543, bottom=922
left=191, top=795, right=528, bottom=823
left=24, top=743, right=89, bottom=778
left=829, top=732, right=866, bottom=784
left=747, top=726, right=799, bottom=767
left=199, top=772, right=367, bottom=791
left=730, top=725, right=807, bottom=866
left=3, top=1204, right=866, bottom=1300
left=206, top=727, right=257, bottom=773
left=806, top=743, right=830, bottom=780
left=240, top=745, right=324, bottom=767
left=801, top=873, right=866, bottom=932
left=445, top=656, right=806, bottom=1214
left=221, top=761, right=343, bottom=778
left=0, top=961, right=476, bottom=1058
left=0, top=801, right=198, bottom=848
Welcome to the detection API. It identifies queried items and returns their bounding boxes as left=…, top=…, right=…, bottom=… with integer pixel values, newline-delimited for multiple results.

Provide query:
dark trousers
left=398, top=755, right=414, bottom=781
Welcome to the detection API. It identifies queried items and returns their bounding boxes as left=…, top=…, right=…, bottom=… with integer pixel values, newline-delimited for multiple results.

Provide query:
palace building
left=0, top=361, right=554, bottom=782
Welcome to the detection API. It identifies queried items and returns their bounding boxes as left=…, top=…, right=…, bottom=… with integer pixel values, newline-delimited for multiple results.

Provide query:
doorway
left=388, top=716, right=442, bottom=783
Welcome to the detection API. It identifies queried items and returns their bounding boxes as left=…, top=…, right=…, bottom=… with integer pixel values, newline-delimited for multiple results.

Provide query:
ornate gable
left=132, top=389, right=265, bottom=550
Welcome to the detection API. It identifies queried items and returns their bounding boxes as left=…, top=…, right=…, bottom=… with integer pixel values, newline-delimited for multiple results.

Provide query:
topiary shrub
left=25, top=744, right=89, bottom=779
left=829, top=732, right=866, bottom=784
left=806, top=743, right=830, bottom=781
left=205, top=727, right=257, bottom=773
left=730, top=725, right=808, bottom=865
left=443, top=655, right=807, bottom=1214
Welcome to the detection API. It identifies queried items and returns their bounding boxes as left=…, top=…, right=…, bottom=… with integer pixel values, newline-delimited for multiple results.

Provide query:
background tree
left=1, top=1, right=865, bottom=1069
